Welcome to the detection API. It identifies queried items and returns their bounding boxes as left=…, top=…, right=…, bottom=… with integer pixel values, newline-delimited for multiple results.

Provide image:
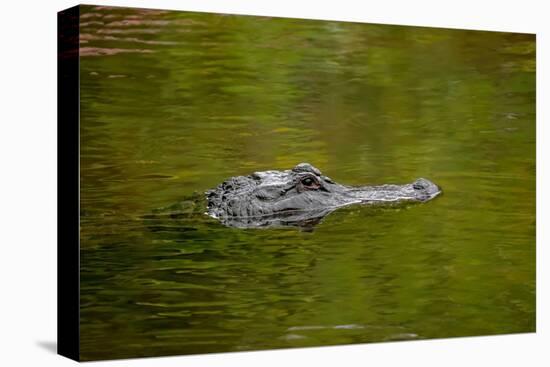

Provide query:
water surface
left=78, top=5, right=535, bottom=360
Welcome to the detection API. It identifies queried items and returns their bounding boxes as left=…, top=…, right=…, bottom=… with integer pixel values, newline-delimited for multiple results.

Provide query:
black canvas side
left=57, top=4, right=80, bottom=362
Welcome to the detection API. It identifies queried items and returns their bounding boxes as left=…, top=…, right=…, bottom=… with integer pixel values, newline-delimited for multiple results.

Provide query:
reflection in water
left=78, top=5, right=535, bottom=361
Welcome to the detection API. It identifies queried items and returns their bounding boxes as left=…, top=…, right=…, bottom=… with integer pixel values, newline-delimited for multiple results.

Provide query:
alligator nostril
left=412, top=178, right=441, bottom=201
left=413, top=178, right=429, bottom=190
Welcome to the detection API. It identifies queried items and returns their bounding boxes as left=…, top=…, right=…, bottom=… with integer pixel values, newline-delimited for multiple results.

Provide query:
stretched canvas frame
left=58, top=4, right=536, bottom=361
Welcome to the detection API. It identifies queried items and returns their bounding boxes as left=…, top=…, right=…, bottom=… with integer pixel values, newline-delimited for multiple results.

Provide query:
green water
left=78, top=5, right=536, bottom=361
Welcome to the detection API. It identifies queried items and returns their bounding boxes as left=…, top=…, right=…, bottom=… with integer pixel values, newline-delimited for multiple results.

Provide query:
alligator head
left=206, top=163, right=441, bottom=229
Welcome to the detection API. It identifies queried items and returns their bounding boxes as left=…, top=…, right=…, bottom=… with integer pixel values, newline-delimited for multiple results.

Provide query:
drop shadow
left=36, top=340, right=57, bottom=354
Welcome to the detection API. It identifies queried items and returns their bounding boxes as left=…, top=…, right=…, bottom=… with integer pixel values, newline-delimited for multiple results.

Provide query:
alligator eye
left=301, top=177, right=315, bottom=187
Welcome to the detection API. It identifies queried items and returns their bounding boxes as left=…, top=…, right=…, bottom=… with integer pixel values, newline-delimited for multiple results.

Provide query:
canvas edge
left=77, top=2, right=535, bottom=35
left=57, top=4, right=81, bottom=362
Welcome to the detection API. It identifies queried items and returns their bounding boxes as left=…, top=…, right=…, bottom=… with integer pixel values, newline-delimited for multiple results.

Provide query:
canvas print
left=58, top=4, right=535, bottom=361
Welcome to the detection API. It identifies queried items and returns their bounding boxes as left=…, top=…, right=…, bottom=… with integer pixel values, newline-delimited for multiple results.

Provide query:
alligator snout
left=412, top=178, right=441, bottom=201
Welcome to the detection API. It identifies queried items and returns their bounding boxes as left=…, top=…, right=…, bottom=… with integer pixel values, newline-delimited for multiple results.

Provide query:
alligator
left=205, top=163, right=441, bottom=229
